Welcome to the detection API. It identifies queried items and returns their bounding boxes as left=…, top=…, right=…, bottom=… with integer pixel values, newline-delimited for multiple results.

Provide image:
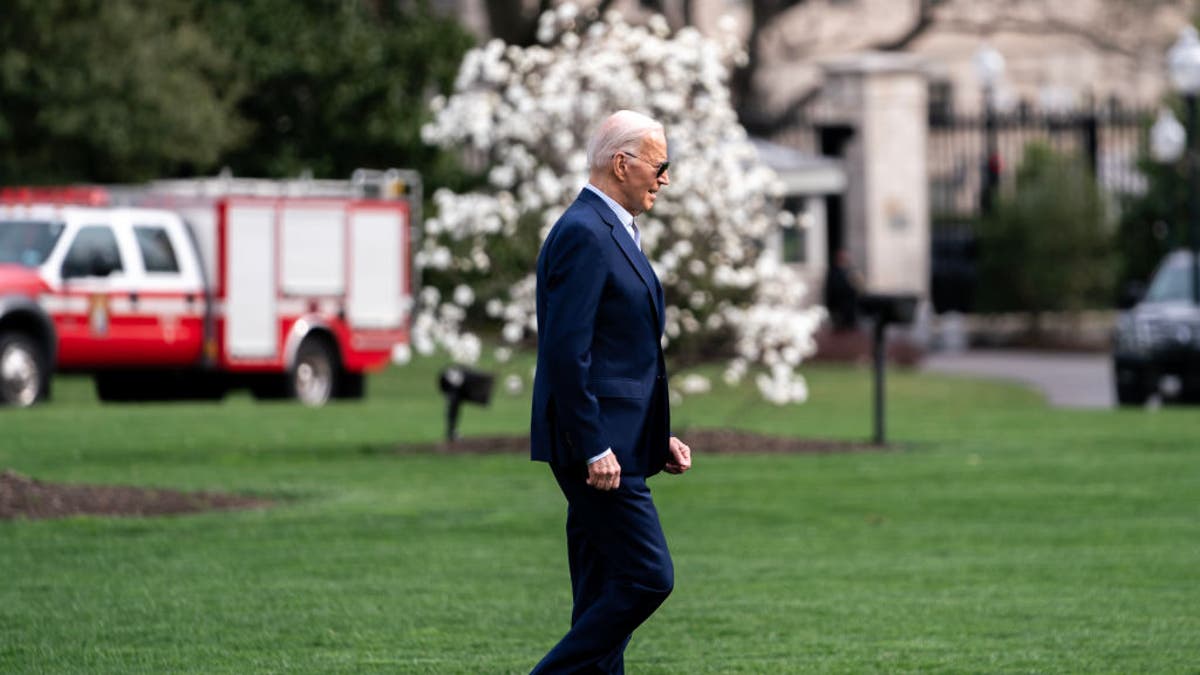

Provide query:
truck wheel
left=0, top=332, right=47, bottom=407
left=290, top=337, right=337, bottom=407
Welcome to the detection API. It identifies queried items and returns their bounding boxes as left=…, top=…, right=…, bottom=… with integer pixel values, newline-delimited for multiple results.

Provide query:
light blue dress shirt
left=584, top=184, right=640, bottom=250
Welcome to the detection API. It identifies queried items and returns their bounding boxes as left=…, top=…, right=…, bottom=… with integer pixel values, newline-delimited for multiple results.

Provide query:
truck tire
left=0, top=332, right=48, bottom=407
left=290, top=337, right=337, bottom=406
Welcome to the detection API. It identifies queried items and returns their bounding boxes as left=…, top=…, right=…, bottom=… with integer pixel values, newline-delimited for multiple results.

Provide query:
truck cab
left=1, top=205, right=209, bottom=405
left=2, top=173, right=415, bottom=408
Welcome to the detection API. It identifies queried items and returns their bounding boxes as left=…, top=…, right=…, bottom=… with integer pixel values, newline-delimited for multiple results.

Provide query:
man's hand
left=586, top=452, right=622, bottom=491
left=664, top=436, right=692, bottom=474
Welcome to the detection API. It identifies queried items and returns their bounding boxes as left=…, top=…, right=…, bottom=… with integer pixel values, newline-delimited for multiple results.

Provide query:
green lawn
left=2, top=356, right=1198, bottom=673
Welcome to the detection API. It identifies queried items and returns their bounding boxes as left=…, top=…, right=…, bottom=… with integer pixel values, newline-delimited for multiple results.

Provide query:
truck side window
left=134, top=225, right=180, bottom=273
left=61, top=225, right=123, bottom=278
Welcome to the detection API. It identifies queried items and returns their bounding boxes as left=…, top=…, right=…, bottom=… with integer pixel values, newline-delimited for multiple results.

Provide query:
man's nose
left=658, top=169, right=670, bottom=186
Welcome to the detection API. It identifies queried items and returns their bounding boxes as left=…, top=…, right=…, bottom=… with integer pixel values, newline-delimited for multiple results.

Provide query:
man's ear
left=612, top=154, right=629, bottom=182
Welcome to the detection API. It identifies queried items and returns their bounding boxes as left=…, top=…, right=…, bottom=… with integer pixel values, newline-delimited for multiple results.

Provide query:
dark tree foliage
left=0, top=0, right=474, bottom=184
left=198, top=0, right=474, bottom=181
left=0, top=0, right=244, bottom=182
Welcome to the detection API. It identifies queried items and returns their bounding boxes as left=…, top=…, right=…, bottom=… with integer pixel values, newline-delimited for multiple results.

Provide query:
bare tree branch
left=876, top=0, right=938, bottom=51
left=929, top=16, right=1139, bottom=57
left=484, top=0, right=538, bottom=46
left=732, top=0, right=813, bottom=112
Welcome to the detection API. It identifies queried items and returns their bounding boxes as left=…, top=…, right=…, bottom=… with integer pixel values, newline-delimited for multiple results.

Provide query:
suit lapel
left=577, top=190, right=664, bottom=326
left=610, top=225, right=665, bottom=325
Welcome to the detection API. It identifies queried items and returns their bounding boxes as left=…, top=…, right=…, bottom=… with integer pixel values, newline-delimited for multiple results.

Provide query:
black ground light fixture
left=438, top=365, right=495, bottom=442
left=858, top=293, right=918, bottom=446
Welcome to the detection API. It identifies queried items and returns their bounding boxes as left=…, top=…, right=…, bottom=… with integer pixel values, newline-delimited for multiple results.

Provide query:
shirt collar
left=584, top=183, right=634, bottom=229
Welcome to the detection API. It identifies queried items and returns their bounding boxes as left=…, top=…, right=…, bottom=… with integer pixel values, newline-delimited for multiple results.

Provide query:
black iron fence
left=929, top=102, right=1153, bottom=312
left=743, top=100, right=1155, bottom=314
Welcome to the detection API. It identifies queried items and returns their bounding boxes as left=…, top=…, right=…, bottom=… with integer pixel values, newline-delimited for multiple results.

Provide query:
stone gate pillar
left=820, top=52, right=930, bottom=298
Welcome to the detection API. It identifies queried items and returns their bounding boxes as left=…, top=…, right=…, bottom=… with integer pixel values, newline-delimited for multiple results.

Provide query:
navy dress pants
left=531, top=465, right=674, bottom=675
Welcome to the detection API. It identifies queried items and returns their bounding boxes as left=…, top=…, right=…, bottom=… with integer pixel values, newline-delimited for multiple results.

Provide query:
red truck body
left=0, top=175, right=415, bottom=406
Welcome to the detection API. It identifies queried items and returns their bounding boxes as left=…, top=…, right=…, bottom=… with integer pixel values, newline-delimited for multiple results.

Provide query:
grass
left=1, top=355, right=1198, bottom=673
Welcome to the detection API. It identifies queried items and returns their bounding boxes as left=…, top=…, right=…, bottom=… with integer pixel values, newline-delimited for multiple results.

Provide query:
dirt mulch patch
left=405, top=429, right=889, bottom=455
left=0, top=469, right=272, bottom=521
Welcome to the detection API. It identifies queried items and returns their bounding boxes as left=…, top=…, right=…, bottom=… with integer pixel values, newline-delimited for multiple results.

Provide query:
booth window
left=781, top=196, right=808, bottom=265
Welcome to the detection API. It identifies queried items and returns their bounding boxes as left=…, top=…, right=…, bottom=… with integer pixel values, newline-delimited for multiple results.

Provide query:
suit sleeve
left=542, top=221, right=608, bottom=463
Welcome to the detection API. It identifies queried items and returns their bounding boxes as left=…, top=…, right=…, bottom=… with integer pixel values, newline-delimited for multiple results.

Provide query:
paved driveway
left=921, top=349, right=1114, bottom=409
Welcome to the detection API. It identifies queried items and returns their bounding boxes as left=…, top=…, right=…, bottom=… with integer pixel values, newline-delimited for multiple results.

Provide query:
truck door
left=124, top=212, right=207, bottom=366
left=52, top=221, right=138, bottom=366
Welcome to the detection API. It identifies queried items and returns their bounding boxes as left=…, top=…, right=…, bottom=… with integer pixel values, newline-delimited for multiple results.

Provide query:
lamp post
left=1163, top=26, right=1200, bottom=305
left=974, top=45, right=1005, bottom=215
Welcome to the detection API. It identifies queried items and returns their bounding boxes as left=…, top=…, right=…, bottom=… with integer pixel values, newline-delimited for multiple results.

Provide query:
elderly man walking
left=530, top=110, right=693, bottom=674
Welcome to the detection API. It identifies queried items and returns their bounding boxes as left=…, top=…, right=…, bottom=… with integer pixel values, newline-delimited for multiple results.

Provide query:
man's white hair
left=586, top=110, right=665, bottom=172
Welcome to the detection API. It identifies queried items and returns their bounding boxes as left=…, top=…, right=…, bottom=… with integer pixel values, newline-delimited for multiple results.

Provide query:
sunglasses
left=620, top=151, right=670, bottom=177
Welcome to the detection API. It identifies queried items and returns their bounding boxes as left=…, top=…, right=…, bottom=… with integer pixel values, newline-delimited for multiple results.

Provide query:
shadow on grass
left=393, top=430, right=903, bottom=456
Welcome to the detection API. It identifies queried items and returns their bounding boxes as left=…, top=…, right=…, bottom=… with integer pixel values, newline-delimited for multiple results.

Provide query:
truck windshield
left=1145, top=255, right=1198, bottom=303
left=0, top=220, right=66, bottom=267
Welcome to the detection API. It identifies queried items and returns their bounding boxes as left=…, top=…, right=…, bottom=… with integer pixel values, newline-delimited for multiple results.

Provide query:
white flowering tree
left=417, top=5, right=826, bottom=404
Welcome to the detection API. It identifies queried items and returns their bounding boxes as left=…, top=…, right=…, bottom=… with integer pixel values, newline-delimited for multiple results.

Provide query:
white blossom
left=415, top=5, right=824, bottom=405
left=453, top=284, right=476, bottom=307
left=391, top=343, right=412, bottom=365
left=505, top=374, right=525, bottom=395
left=679, top=374, right=711, bottom=395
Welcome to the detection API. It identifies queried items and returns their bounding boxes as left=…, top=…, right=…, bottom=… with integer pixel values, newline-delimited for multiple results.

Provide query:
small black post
left=872, top=315, right=887, bottom=446
left=857, top=293, right=918, bottom=448
left=980, top=86, right=999, bottom=216
left=1081, top=107, right=1100, bottom=179
left=1188, top=93, right=1200, bottom=306
left=445, top=392, right=463, bottom=442
left=438, top=365, right=495, bottom=444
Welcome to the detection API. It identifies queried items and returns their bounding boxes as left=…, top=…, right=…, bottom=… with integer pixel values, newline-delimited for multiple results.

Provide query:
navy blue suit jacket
left=531, top=189, right=671, bottom=477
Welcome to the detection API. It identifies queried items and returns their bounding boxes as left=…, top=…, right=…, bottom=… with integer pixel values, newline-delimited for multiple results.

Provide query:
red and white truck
left=0, top=171, right=416, bottom=407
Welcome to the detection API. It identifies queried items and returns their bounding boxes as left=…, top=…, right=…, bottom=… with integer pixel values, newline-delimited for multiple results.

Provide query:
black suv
left=1113, top=250, right=1200, bottom=405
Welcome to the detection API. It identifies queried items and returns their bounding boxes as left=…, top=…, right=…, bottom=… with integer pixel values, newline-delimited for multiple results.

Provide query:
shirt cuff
left=587, top=448, right=613, bottom=465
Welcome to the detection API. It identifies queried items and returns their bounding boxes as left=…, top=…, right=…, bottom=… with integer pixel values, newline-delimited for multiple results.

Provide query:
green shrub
left=977, top=142, right=1116, bottom=327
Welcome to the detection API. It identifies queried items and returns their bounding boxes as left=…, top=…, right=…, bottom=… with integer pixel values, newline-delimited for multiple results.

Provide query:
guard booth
left=751, top=138, right=847, bottom=295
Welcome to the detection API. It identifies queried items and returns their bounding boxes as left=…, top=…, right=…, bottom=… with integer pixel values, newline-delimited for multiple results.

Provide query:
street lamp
left=1150, top=107, right=1186, bottom=163
left=974, top=45, right=1006, bottom=215
left=1165, top=25, right=1200, bottom=305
